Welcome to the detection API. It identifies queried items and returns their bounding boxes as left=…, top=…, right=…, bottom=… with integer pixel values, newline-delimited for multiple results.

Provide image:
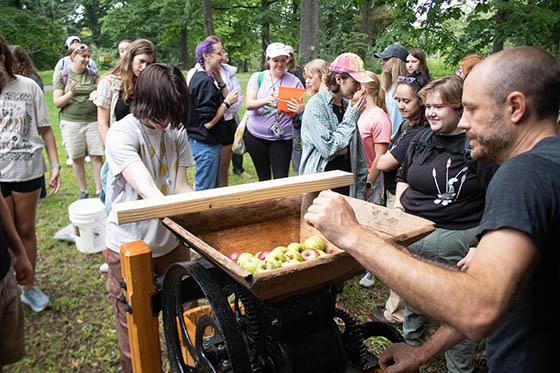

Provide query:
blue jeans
left=189, top=138, right=221, bottom=191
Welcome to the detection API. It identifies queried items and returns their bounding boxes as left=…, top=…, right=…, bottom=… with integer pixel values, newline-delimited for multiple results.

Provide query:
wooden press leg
left=120, top=241, right=163, bottom=373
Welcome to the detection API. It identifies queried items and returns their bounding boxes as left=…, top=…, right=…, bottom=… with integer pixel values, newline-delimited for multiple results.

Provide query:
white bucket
left=68, top=198, right=107, bottom=254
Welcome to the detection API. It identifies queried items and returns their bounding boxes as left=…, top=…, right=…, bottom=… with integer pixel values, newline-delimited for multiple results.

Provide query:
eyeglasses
left=397, top=76, right=416, bottom=84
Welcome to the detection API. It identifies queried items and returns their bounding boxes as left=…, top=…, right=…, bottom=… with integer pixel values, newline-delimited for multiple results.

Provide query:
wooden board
left=163, top=194, right=435, bottom=301
left=113, top=170, right=354, bottom=225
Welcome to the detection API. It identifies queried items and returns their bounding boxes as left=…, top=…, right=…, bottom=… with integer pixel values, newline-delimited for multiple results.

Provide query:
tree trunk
left=180, top=26, right=189, bottom=69
left=361, top=0, right=371, bottom=40
left=492, top=0, right=508, bottom=54
left=202, top=0, right=215, bottom=37
left=299, top=0, right=320, bottom=63
left=261, top=0, right=271, bottom=67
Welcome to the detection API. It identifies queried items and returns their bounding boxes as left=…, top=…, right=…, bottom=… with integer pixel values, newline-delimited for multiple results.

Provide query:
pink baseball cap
left=285, top=45, right=295, bottom=55
left=330, top=53, right=373, bottom=83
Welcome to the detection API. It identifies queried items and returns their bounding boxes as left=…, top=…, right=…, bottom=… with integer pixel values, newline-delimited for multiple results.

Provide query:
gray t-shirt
left=0, top=76, right=50, bottom=182
left=105, top=114, right=194, bottom=257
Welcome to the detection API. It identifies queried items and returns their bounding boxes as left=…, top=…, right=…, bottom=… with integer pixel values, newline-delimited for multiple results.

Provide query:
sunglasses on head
left=397, top=76, right=416, bottom=84
left=71, top=45, right=89, bottom=56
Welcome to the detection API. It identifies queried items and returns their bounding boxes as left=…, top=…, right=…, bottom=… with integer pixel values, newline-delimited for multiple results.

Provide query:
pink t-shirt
left=357, top=106, right=392, bottom=168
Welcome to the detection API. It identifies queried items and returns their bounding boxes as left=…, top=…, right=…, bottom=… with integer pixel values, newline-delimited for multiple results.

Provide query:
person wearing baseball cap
left=299, top=52, right=369, bottom=199
left=244, top=42, right=305, bottom=181
left=53, top=35, right=97, bottom=84
left=374, top=43, right=409, bottom=135
left=65, top=36, right=81, bottom=49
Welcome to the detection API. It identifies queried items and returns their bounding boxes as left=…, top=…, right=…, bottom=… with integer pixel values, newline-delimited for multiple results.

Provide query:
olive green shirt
left=54, top=68, right=97, bottom=122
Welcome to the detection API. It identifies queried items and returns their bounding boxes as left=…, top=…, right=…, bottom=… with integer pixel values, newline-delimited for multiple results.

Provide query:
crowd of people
left=0, top=31, right=558, bottom=373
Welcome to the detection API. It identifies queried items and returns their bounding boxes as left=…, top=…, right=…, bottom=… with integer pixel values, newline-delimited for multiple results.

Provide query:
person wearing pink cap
left=299, top=53, right=370, bottom=198
left=244, top=42, right=304, bottom=181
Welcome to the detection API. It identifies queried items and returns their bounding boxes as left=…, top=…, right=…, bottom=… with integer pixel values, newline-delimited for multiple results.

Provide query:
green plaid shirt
left=300, top=88, right=367, bottom=199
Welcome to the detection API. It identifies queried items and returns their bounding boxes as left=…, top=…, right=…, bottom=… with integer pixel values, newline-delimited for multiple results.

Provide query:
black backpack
left=414, top=128, right=477, bottom=174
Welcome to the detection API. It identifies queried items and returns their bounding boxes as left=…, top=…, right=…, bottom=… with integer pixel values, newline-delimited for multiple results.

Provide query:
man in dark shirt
left=304, top=46, right=560, bottom=372
left=0, top=192, right=34, bottom=372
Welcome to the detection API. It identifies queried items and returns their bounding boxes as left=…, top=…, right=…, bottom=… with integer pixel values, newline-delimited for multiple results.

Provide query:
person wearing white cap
left=52, top=35, right=97, bottom=84
left=299, top=52, right=370, bottom=199
left=244, top=42, right=305, bottom=181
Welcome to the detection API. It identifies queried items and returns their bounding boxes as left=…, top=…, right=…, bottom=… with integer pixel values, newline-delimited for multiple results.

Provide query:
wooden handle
left=113, top=170, right=354, bottom=225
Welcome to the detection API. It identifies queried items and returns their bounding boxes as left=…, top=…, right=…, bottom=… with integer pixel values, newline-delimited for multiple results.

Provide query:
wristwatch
left=366, top=181, right=372, bottom=189
left=217, top=81, right=227, bottom=89
left=222, top=101, right=231, bottom=109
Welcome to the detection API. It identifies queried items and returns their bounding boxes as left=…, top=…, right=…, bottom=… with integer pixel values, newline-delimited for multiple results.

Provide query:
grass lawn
left=8, top=70, right=486, bottom=372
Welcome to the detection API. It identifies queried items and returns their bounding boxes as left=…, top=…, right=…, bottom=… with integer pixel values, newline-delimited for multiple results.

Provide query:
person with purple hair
left=187, top=39, right=238, bottom=190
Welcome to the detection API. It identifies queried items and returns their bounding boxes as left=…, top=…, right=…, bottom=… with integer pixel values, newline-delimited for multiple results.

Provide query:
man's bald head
left=469, top=46, right=560, bottom=121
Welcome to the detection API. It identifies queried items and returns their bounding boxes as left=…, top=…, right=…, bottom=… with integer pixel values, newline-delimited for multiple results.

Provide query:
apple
left=228, top=251, right=242, bottom=262
left=287, top=242, right=305, bottom=252
left=282, top=260, right=300, bottom=268
left=268, top=247, right=288, bottom=262
left=317, top=249, right=327, bottom=256
left=241, top=257, right=260, bottom=273
left=255, top=258, right=281, bottom=274
left=236, top=252, right=254, bottom=266
left=257, top=250, right=271, bottom=261
left=303, top=235, right=324, bottom=251
left=301, top=248, right=320, bottom=261
left=284, top=249, right=303, bottom=262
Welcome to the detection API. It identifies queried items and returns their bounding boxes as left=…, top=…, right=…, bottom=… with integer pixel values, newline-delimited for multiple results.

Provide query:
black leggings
left=244, top=130, right=292, bottom=181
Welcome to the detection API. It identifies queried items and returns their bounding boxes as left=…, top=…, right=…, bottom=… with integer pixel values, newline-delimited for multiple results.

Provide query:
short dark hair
left=131, top=64, right=190, bottom=129
left=481, top=46, right=560, bottom=121
left=326, top=71, right=352, bottom=94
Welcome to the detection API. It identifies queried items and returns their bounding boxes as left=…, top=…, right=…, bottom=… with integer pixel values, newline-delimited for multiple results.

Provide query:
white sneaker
left=85, top=156, right=91, bottom=163
left=99, top=263, right=109, bottom=273
left=66, top=158, right=73, bottom=166
left=21, top=286, right=51, bottom=312
left=359, top=272, right=376, bottom=289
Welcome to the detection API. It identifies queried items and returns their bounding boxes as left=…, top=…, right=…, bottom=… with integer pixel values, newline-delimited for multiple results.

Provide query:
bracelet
left=50, top=163, right=61, bottom=169
left=222, top=101, right=231, bottom=109
left=365, top=181, right=372, bottom=189
left=217, top=81, right=227, bottom=89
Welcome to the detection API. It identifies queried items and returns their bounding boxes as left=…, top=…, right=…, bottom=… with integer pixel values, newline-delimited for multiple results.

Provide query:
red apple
left=301, top=248, right=320, bottom=261
left=257, top=250, right=271, bottom=261
left=228, top=251, right=242, bottom=262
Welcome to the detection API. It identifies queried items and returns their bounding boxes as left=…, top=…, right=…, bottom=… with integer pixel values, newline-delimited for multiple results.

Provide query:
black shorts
left=222, top=118, right=237, bottom=146
left=1, top=177, right=43, bottom=198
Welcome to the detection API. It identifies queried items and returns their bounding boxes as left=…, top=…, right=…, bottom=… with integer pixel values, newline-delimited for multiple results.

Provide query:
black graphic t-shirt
left=397, top=130, right=497, bottom=229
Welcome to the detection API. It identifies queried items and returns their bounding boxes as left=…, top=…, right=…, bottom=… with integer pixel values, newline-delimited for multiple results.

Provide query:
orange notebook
left=277, top=86, right=306, bottom=115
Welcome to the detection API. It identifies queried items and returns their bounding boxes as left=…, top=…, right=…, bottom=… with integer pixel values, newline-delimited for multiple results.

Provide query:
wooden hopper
left=113, top=171, right=435, bottom=301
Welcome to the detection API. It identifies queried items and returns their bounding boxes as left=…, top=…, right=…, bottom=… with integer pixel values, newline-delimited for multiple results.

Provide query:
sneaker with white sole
left=21, top=286, right=51, bottom=312
left=99, top=263, right=109, bottom=273
left=359, top=272, right=376, bottom=289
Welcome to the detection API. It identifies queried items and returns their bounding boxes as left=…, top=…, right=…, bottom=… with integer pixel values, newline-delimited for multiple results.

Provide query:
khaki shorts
left=0, top=270, right=25, bottom=366
left=60, top=120, right=104, bottom=160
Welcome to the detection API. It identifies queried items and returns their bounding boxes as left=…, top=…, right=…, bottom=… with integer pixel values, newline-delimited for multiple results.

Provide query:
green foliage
left=0, top=6, right=65, bottom=69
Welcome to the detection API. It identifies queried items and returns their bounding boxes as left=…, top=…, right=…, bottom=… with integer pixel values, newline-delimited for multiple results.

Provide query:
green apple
left=241, top=257, right=260, bottom=273
left=281, top=260, right=300, bottom=268
left=236, top=252, right=254, bottom=266
left=303, top=235, right=324, bottom=251
left=284, top=249, right=303, bottom=262
left=317, top=249, right=327, bottom=256
left=286, top=242, right=305, bottom=252
left=269, top=247, right=288, bottom=262
left=265, top=258, right=282, bottom=269
left=255, top=258, right=281, bottom=274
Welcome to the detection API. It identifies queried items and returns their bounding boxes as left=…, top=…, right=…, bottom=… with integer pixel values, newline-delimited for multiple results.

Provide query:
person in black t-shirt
left=0, top=190, right=34, bottom=372
left=304, top=46, right=560, bottom=373
left=393, top=76, right=497, bottom=373
left=370, top=71, right=429, bottom=321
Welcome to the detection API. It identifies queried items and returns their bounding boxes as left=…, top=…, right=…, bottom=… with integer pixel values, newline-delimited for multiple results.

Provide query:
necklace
left=139, top=121, right=172, bottom=186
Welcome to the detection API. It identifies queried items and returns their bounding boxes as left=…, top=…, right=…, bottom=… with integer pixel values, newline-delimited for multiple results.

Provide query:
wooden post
left=120, top=241, right=163, bottom=373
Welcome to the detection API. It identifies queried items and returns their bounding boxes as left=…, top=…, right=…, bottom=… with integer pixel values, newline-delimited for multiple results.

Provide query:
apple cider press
left=114, top=171, right=434, bottom=373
